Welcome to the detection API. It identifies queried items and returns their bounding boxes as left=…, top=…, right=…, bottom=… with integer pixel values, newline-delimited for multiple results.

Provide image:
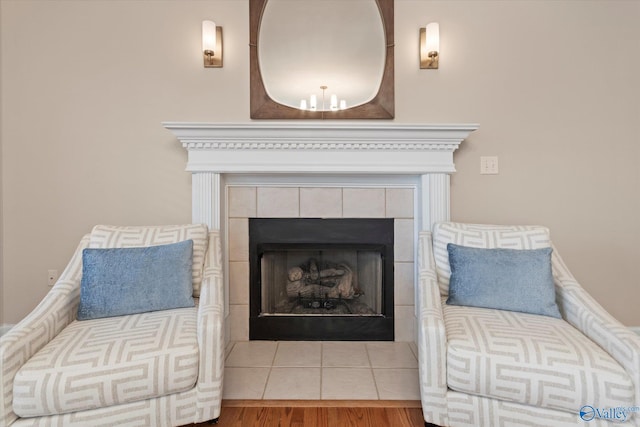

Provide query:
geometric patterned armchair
left=418, top=222, right=640, bottom=427
left=0, top=224, right=224, bottom=427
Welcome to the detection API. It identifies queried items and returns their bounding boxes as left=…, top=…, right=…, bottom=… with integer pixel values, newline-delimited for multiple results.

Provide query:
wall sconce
left=420, top=22, right=439, bottom=69
left=202, top=20, right=223, bottom=68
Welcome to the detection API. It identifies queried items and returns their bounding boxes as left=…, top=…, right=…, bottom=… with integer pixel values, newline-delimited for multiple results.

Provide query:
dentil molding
left=163, top=122, right=478, bottom=174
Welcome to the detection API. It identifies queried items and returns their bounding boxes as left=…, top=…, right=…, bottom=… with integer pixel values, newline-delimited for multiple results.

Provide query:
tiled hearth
left=223, top=341, right=420, bottom=400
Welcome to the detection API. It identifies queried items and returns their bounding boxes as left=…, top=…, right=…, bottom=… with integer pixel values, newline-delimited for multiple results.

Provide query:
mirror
left=250, top=0, right=394, bottom=119
left=259, top=1, right=385, bottom=112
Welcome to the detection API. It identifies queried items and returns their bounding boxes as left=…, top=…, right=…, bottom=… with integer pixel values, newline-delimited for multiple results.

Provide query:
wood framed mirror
left=250, top=0, right=394, bottom=119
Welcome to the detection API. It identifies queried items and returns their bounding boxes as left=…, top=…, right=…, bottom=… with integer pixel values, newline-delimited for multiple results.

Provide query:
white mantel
left=164, top=122, right=478, bottom=342
left=163, top=122, right=478, bottom=229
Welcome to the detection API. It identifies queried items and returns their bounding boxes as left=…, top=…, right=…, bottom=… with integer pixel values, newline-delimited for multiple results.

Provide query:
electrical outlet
left=47, top=269, right=59, bottom=287
left=480, top=156, right=499, bottom=175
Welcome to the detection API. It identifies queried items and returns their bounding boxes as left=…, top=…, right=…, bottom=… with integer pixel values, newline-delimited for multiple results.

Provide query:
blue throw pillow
left=446, top=243, right=561, bottom=318
left=77, top=240, right=195, bottom=320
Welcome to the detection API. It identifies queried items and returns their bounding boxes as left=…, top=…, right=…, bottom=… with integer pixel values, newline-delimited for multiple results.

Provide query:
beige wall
left=1, top=0, right=638, bottom=325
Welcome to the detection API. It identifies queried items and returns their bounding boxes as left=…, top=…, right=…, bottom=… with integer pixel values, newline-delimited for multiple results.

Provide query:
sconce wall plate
left=204, top=26, right=223, bottom=68
left=420, top=26, right=439, bottom=69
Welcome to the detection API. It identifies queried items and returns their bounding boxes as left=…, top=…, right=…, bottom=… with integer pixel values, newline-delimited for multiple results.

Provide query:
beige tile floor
left=223, top=341, right=420, bottom=401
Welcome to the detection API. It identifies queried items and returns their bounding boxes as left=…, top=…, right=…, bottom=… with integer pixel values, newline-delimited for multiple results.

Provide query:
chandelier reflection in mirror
left=299, top=86, right=347, bottom=111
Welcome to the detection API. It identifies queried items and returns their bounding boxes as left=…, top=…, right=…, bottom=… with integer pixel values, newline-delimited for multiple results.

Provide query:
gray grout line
left=363, top=342, right=381, bottom=399
left=261, top=341, right=280, bottom=399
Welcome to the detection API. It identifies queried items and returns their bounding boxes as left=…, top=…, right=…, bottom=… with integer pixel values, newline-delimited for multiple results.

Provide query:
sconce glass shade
left=420, top=22, right=439, bottom=69
left=202, top=21, right=216, bottom=54
left=202, top=20, right=223, bottom=68
left=425, top=22, right=439, bottom=53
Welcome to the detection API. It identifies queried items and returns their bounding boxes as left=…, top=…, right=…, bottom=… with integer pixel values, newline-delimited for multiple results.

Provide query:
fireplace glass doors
left=249, top=218, right=394, bottom=341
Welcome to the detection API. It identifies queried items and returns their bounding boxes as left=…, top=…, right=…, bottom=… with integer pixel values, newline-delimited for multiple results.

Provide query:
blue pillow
left=77, top=240, right=195, bottom=320
left=446, top=243, right=561, bottom=318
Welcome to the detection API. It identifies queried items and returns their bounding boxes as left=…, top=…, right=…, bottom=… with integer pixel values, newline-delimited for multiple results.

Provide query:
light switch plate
left=480, top=156, right=499, bottom=174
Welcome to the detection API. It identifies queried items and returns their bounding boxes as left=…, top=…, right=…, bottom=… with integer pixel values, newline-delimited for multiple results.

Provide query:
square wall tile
left=394, top=262, right=415, bottom=306
left=409, top=342, right=418, bottom=360
left=394, top=219, right=414, bottom=262
left=228, top=218, right=248, bottom=262
left=300, top=187, right=343, bottom=218
left=229, top=261, right=249, bottom=305
left=386, top=188, right=414, bottom=219
left=228, top=186, right=256, bottom=218
left=342, top=188, right=385, bottom=218
left=394, top=305, right=416, bottom=343
left=257, top=187, right=299, bottom=217
left=225, top=341, right=236, bottom=360
left=228, top=304, right=249, bottom=342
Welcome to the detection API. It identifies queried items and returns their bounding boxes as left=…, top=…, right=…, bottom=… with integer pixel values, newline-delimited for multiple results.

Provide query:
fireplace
left=249, top=218, right=394, bottom=341
left=163, top=122, right=478, bottom=344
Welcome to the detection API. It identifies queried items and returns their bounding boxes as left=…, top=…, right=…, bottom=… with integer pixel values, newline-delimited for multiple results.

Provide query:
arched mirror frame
left=249, top=0, right=394, bottom=119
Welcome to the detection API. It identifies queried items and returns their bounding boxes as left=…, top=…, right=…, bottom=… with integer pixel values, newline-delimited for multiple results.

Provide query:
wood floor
left=191, top=400, right=424, bottom=427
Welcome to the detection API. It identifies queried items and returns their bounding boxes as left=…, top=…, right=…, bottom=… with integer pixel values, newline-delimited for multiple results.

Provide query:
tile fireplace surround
left=164, top=122, right=478, bottom=345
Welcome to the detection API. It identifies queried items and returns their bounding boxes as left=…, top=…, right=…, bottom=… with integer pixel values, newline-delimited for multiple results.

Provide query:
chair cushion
left=446, top=244, right=561, bottom=318
left=78, top=240, right=195, bottom=320
left=433, top=222, right=552, bottom=296
left=13, top=307, right=199, bottom=417
left=444, top=301, right=635, bottom=413
left=89, top=224, right=208, bottom=297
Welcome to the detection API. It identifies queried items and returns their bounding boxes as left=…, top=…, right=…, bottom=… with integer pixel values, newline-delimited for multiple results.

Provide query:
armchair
left=1, top=224, right=224, bottom=427
left=418, top=222, right=639, bottom=427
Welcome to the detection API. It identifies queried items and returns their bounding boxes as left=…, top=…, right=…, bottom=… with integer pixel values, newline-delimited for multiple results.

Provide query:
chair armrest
left=193, top=230, right=224, bottom=422
left=417, top=231, right=449, bottom=426
left=0, top=234, right=89, bottom=426
left=552, top=244, right=640, bottom=408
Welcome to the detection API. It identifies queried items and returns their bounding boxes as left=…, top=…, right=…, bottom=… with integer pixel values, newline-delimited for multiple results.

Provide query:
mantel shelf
left=163, top=122, right=479, bottom=174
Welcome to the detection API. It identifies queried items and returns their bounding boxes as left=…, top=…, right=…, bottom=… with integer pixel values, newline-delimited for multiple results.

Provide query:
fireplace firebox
left=249, top=218, right=394, bottom=340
